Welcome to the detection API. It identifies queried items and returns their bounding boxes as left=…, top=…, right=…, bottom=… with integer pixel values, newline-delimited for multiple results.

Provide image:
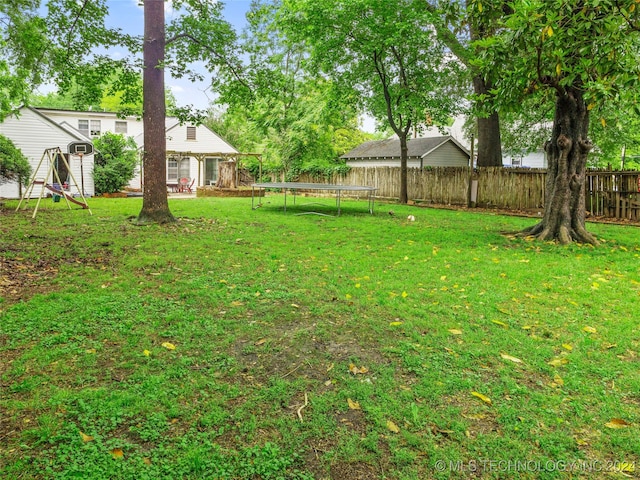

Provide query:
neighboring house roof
left=341, top=136, right=469, bottom=160
left=33, top=106, right=142, bottom=120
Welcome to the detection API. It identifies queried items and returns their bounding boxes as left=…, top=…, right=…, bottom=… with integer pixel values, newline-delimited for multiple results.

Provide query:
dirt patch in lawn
left=0, top=256, right=60, bottom=303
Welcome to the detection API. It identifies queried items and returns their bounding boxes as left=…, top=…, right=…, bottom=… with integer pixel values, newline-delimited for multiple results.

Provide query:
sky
left=103, top=0, right=253, bottom=109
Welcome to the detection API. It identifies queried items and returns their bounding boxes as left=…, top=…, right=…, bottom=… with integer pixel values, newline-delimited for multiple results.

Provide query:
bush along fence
left=296, top=167, right=640, bottom=221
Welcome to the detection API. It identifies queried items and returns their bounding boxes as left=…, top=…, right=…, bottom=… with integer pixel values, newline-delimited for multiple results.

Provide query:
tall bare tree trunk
left=137, top=0, right=175, bottom=224
left=399, top=132, right=409, bottom=204
left=473, top=76, right=503, bottom=167
left=521, top=87, right=597, bottom=245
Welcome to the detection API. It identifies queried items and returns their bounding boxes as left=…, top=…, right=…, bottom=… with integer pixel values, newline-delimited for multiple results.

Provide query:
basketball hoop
left=68, top=142, right=94, bottom=197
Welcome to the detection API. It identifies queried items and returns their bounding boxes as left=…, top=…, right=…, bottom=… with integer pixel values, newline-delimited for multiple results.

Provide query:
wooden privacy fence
left=586, top=170, right=640, bottom=220
left=297, top=167, right=640, bottom=221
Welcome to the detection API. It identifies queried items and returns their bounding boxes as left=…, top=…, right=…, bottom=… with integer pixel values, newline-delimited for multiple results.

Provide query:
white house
left=129, top=120, right=238, bottom=190
left=0, top=107, right=95, bottom=199
left=0, top=107, right=239, bottom=198
left=420, top=115, right=548, bottom=168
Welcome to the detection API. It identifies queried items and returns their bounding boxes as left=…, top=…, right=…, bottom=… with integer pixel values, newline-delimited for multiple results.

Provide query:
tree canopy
left=0, top=134, right=31, bottom=185
left=282, top=0, right=462, bottom=202
left=479, top=0, right=640, bottom=243
left=213, top=1, right=367, bottom=181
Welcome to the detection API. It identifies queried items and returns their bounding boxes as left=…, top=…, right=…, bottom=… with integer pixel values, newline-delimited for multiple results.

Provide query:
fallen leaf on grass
left=387, top=420, right=400, bottom=433
left=111, top=448, right=124, bottom=459
left=471, top=391, right=492, bottom=405
left=254, top=338, right=267, bottom=346
left=462, top=413, right=487, bottom=420
left=500, top=353, right=523, bottom=364
left=583, top=326, right=597, bottom=333
left=492, top=320, right=508, bottom=328
left=79, top=431, right=94, bottom=443
left=389, top=321, right=403, bottom=326
left=605, top=418, right=631, bottom=429
left=562, top=343, right=573, bottom=351
left=448, top=329, right=463, bottom=335
left=347, top=398, right=361, bottom=410
left=547, top=357, right=568, bottom=367
left=349, top=364, right=368, bottom=375
left=143, top=349, right=151, bottom=357
left=161, top=342, right=176, bottom=350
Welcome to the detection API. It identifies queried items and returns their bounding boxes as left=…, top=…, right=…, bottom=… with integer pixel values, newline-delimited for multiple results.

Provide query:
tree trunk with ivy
left=521, top=87, right=597, bottom=245
left=137, top=0, right=175, bottom=224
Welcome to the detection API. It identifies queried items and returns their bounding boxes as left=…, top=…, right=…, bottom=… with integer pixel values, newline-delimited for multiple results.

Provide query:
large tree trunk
left=137, top=0, right=175, bottom=224
left=399, top=132, right=409, bottom=204
left=473, top=76, right=503, bottom=167
left=215, top=161, right=237, bottom=188
left=521, top=87, right=597, bottom=245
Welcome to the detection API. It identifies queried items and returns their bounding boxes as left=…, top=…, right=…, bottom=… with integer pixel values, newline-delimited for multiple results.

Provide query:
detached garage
left=341, top=136, right=470, bottom=168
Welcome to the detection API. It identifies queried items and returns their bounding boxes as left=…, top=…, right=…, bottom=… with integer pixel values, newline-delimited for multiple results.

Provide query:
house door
left=53, top=153, right=70, bottom=187
left=204, top=157, right=221, bottom=185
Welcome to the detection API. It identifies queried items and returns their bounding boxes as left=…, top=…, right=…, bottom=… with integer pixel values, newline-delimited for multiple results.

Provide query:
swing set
left=16, top=143, right=93, bottom=218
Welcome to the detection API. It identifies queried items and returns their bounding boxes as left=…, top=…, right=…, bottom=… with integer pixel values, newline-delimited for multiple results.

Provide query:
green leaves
left=0, top=134, right=31, bottom=184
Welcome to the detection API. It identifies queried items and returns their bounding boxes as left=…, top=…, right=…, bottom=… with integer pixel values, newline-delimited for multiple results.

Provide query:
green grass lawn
left=1, top=195, right=639, bottom=479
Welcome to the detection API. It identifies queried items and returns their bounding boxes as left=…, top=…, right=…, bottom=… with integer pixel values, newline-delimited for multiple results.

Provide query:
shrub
left=92, top=132, right=138, bottom=194
left=0, top=134, right=31, bottom=185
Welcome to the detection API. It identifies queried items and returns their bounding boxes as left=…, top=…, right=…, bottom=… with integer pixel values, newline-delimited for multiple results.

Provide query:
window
left=168, top=157, right=179, bottom=180
left=78, top=120, right=89, bottom=137
left=115, top=121, right=127, bottom=134
left=90, top=120, right=101, bottom=137
left=178, top=158, right=190, bottom=179
left=167, top=157, right=190, bottom=180
left=186, top=126, right=196, bottom=140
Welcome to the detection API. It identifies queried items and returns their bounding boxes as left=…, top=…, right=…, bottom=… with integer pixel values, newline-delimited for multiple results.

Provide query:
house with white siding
left=419, top=115, right=549, bottom=168
left=129, top=121, right=238, bottom=190
left=0, top=107, right=239, bottom=198
left=0, top=107, right=95, bottom=199
left=341, top=136, right=470, bottom=168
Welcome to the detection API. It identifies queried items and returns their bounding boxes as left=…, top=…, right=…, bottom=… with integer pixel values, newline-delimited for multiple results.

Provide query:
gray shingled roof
left=341, top=136, right=466, bottom=159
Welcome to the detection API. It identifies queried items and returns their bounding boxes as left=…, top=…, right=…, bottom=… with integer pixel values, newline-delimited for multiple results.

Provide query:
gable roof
left=57, top=120, right=93, bottom=142
left=341, top=136, right=469, bottom=160
left=23, top=107, right=89, bottom=143
left=164, top=122, right=238, bottom=153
